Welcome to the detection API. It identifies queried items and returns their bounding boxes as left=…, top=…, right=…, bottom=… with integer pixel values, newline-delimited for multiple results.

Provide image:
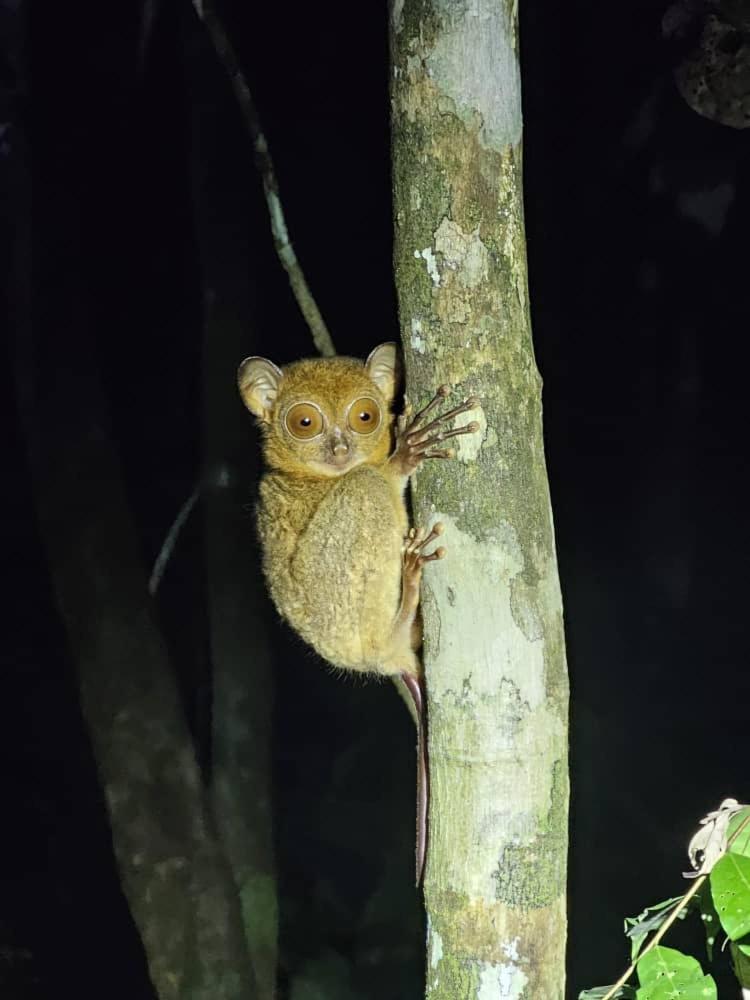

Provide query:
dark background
left=2, top=0, right=749, bottom=997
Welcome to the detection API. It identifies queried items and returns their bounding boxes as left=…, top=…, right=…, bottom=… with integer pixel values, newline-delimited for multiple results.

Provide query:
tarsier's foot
left=403, top=522, right=446, bottom=574
left=392, top=385, right=480, bottom=475
left=401, top=522, right=446, bottom=608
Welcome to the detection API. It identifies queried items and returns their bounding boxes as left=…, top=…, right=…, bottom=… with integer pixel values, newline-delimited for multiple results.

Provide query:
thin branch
left=149, top=488, right=201, bottom=596
left=191, top=0, right=336, bottom=357
left=601, top=875, right=707, bottom=1000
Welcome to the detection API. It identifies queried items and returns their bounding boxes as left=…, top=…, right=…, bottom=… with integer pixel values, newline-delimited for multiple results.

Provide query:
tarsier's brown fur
left=239, top=342, right=479, bottom=676
left=239, top=342, right=479, bottom=877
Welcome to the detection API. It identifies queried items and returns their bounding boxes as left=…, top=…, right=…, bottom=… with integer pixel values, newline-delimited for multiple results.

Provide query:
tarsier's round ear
left=365, top=342, right=401, bottom=403
left=238, top=356, right=283, bottom=423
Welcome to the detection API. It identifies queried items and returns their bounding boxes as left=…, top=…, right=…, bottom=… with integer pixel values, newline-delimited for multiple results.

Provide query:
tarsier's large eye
left=347, top=397, right=381, bottom=435
left=285, top=402, right=324, bottom=440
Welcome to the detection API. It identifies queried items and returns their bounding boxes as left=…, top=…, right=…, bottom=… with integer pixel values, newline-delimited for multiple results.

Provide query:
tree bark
left=390, top=2, right=569, bottom=997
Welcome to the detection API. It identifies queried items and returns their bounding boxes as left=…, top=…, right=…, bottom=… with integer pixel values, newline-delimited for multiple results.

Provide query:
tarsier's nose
left=330, top=428, right=349, bottom=455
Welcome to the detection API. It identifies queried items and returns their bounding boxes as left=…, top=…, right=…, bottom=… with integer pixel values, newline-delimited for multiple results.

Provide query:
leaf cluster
left=580, top=809, right=750, bottom=999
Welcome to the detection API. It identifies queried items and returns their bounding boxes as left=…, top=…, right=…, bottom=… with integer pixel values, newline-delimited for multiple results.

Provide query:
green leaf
left=728, top=809, right=750, bottom=860
left=694, top=882, right=722, bottom=961
left=735, top=932, right=750, bottom=958
left=578, top=988, right=636, bottom=999
left=710, top=852, right=750, bottom=941
left=730, top=941, right=750, bottom=988
left=636, top=946, right=716, bottom=1000
left=624, top=898, right=685, bottom=961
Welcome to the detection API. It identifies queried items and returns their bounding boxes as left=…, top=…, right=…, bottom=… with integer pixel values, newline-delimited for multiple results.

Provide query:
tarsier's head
left=238, top=343, right=400, bottom=477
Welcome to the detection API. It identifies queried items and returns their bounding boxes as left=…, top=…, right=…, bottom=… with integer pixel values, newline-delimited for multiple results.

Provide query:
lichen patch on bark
left=478, top=961, right=529, bottom=999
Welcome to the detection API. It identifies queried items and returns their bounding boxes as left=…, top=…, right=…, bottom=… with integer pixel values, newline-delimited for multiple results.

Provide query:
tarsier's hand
left=390, top=385, right=480, bottom=477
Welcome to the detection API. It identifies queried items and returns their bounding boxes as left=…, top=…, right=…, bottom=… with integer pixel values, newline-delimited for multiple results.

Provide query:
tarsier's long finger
left=409, top=384, right=450, bottom=428
left=406, top=521, right=443, bottom=553
left=406, top=528, right=431, bottom=554
left=407, top=395, right=480, bottom=443
left=411, top=421, right=481, bottom=453
left=418, top=522, right=444, bottom=550
left=407, top=524, right=446, bottom=563
left=405, top=522, right=446, bottom=562
left=396, top=403, right=414, bottom=436
left=422, top=448, right=456, bottom=460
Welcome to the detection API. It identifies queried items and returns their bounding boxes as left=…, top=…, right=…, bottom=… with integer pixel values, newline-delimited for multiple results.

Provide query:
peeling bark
left=390, top=2, right=569, bottom=997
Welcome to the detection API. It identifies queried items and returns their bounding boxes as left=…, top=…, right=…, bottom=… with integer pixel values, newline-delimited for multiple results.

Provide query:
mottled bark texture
left=390, top=2, right=569, bottom=998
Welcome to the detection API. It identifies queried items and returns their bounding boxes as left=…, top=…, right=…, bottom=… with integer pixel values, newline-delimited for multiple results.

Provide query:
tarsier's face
left=238, top=344, right=399, bottom=478
left=278, top=390, right=385, bottom=476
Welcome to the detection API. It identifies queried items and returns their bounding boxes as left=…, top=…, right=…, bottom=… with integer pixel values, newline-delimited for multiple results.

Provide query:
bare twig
left=191, top=0, right=336, bottom=357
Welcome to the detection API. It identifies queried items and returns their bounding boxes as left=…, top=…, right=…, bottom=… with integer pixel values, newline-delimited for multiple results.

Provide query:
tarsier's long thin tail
left=399, top=672, right=428, bottom=885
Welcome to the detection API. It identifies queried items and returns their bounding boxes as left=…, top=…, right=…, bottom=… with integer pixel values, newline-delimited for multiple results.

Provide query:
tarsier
left=238, top=342, right=480, bottom=880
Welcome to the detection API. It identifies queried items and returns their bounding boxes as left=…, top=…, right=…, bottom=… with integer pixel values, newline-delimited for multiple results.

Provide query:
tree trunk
left=204, top=461, right=278, bottom=1000
left=15, top=355, right=256, bottom=1000
left=203, top=332, right=278, bottom=1000
left=390, top=3, right=569, bottom=998
left=186, top=15, right=280, bottom=992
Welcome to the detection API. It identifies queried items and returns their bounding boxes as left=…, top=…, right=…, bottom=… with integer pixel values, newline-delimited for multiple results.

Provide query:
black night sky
left=3, top=1, right=750, bottom=998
